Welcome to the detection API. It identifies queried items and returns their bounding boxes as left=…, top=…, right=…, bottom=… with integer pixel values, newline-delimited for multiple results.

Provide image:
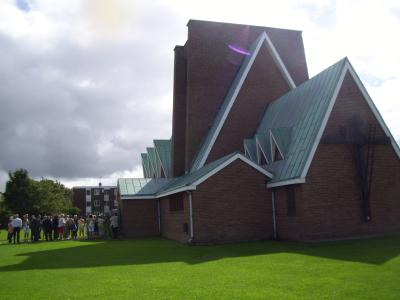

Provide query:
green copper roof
left=255, top=58, right=348, bottom=183
left=141, top=153, right=150, bottom=178
left=270, top=127, right=292, bottom=158
left=146, top=147, right=157, bottom=178
left=118, top=178, right=172, bottom=197
left=154, top=139, right=171, bottom=178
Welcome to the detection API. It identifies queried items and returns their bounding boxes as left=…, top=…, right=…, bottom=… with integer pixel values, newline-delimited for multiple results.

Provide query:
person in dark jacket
left=30, top=215, right=40, bottom=242
left=52, top=215, right=59, bottom=240
left=43, top=215, right=53, bottom=241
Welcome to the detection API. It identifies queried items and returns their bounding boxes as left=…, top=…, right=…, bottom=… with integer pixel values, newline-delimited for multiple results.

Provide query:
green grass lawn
left=0, top=230, right=399, bottom=300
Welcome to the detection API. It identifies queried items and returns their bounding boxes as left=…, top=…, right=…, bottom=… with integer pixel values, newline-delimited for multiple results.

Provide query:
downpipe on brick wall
left=188, top=191, right=194, bottom=243
left=272, top=190, right=277, bottom=239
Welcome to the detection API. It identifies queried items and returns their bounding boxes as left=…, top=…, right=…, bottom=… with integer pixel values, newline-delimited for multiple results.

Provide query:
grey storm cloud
left=0, top=1, right=183, bottom=186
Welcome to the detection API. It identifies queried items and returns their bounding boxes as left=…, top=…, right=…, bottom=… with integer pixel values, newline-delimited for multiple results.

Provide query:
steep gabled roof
left=255, top=58, right=347, bottom=186
left=191, top=31, right=296, bottom=172
left=121, top=152, right=273, bottom=199
left=270, top=127, right=292, bottom=158
left=154, top=139, right=172, bottom=178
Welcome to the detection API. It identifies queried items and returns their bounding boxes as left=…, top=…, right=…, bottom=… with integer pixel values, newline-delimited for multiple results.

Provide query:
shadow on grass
left=0, top=235, right=399, bottom=272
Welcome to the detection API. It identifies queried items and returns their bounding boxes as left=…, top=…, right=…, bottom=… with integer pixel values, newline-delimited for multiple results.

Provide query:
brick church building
left=117, top=20, right=400, bottom=244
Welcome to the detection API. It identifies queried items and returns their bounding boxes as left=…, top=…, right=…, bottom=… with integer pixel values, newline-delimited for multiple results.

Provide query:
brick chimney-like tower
left=171, top=20, right=309, bottom=176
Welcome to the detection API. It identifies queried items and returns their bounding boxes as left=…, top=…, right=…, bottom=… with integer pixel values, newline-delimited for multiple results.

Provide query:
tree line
left=0, top=169, right=79, bottom=228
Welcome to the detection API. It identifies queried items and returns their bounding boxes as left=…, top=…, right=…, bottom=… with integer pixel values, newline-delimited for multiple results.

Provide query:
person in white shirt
left=11, top=214, right=22, bottom=244
left=109, top=213, right=119, bottom=239
left=97, top=215, right=105, bottom=238
left=58, top=214, right=65, bottom=240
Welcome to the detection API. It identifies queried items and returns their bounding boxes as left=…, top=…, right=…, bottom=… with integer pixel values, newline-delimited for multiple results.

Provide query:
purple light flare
left=228, top=44, right=251, bottom=56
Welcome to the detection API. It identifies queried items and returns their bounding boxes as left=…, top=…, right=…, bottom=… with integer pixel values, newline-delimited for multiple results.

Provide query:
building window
left=114, top=200, right=119, bottom=207
left=104, top=200, right=109, bottom=206
left=104, top=189, right=109, bottom=195
left=94, top=189, right=100, bottom=196
left=86, top=201, right=91, bottom=207
left=86, top=190, right=91, bottom=196
left=94, top=200, right=100, bottom=207
left=169, top=194, right=184, bottom=212
left=286, top=186, right=296, bottom=216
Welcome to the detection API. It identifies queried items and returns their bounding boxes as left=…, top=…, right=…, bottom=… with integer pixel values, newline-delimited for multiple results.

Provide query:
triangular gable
left=255, top=133, right=271, bottom=164
left=126, top=153, right=273, bottom=199
left=141, top=153, right=150, bottom=178
left=191, top=31, right=296, bottom=171
left=299, top=60, right=400, bottom=181
left=146, top=147, right=158, bottom=178
left=270, top=130, right=285, bottom=161
left=243, top=139, right=257, bottom=162
left=154, top=139, right=172, bottom=178
left=267, top=58, right=400, bottom=188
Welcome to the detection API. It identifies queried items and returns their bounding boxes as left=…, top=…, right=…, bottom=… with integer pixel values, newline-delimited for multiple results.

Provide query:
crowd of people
left=6, top=213, right=119, bottom=244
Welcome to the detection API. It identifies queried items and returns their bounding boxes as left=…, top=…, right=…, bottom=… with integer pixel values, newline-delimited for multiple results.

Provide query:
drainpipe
left=157, top=199, right=161, bottom=235
left=188, top=191, right=194, bottom=243
left=272, top=190, right=277, bottom=239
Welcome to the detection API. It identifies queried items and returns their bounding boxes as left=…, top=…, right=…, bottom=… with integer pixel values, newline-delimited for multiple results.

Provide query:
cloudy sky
left=0, top=0, right=399, bottom=191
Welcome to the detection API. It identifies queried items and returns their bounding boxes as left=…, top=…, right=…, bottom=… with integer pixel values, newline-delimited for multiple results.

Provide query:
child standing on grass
left=23, top=214, right=30, bottom=242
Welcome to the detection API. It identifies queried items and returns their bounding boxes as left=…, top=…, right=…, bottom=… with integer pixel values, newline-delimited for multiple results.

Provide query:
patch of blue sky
left=15, top=0, right=30, bottom=12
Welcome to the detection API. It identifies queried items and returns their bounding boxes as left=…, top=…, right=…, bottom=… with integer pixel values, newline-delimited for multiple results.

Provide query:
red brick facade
left=120, top=199, right=159, bottom=238
left=192, top=160, right=273, bottom=244
left=159, top=194, right=190, bottom=243
left=136, top=160, right=274, bottom=244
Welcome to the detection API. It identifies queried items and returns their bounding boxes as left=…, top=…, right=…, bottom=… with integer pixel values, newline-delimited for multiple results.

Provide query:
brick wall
left=120, top=199, right=159, bottom=238
left=72, top=188, right=86, bottom=216
left=192, top=159, right=273, bottom=244
left=274, top=72, right=400, bottom=241
left=159, top=194, right=190, bottom=243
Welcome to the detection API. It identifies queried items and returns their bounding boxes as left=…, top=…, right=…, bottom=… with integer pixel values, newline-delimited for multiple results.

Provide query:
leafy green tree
left=0, top=193, right=12, bottom=229
left=33, top=179, right=74, bottom=214
left=68, top=206, right=81, bottom=216
left=3, top=169, right=35, bottom=214
left=3, top=169, right=76, bottom=216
